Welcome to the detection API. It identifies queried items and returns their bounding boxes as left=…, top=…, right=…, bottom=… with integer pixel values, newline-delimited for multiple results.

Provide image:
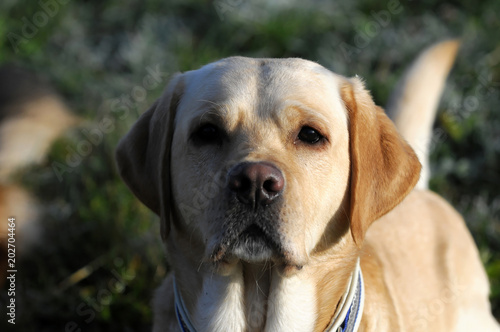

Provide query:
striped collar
left=173, top=275, right=196, bottom=332
left=324, top=259, right=364, bottom=332
left=173, top=260, right=364, bottom=332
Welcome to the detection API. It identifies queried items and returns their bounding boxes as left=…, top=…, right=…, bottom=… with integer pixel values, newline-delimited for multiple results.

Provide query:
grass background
left=0, top=0, right=498, bottom=331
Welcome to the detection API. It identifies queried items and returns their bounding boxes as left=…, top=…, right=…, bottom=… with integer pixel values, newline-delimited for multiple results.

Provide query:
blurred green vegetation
left=0, top=0, right=498, bottom=330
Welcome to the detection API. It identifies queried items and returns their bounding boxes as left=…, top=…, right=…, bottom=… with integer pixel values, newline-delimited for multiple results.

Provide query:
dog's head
left=116, top=57, right=420, bottom=272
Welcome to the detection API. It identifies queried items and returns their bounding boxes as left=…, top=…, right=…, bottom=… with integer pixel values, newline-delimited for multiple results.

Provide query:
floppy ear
left=340, top=77, right=421, bottom=246
left=115, top=74, right=184, bottom=240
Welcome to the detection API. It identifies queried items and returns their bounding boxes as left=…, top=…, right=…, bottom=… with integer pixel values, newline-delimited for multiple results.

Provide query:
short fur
left=386, top=40, right=460, bottom=189
left=116, top=43, right=499, bottom=331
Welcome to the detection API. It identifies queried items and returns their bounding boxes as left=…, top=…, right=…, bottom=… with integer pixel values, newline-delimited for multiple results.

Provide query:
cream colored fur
left=386, top=40, right=460, bottom=189
left=116, top=42, right=500, bottom=331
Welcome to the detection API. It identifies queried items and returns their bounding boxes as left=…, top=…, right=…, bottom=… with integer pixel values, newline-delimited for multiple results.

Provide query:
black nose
left=227, top=162, right=285, bottom=207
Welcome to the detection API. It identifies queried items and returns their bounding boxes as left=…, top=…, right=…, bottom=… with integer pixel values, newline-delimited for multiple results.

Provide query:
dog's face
left=116, top=57, right=420, bottom=273
left=170, top=58, right=351, bottom=268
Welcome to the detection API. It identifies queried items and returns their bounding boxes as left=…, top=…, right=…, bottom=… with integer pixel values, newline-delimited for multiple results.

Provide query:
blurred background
left=0, top=0, right=498, bottom=331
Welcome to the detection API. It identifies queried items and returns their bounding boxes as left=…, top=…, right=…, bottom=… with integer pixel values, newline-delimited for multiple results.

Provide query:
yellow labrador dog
left=116, top=41, right=500, bottom=331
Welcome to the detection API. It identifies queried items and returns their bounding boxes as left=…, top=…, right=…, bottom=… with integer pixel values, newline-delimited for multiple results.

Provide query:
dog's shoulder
left=362, top=190, right=492, bottom=330
left=368, top=189, right=470, bottom=241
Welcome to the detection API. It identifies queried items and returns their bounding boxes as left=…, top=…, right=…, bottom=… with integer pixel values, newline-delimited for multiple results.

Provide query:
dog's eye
left=191, top=124, right=224, bottom=145
left=297, top=126, right=323, bottom=144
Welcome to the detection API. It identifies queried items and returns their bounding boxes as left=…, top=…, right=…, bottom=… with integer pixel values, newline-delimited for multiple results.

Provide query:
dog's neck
left=198, top=263, right=321, bottom=332
left=169, top=232, right=358, bottom=332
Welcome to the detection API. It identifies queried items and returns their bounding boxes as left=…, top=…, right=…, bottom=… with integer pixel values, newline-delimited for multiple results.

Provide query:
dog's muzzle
left=211, top=162, right=286, bottom=263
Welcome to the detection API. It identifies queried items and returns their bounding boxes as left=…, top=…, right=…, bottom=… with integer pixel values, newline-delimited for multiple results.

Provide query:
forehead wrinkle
left=201, top=66, right=260, bottom=131
left=196, top=100, right=230, bottom=120
left=180, top=58, right=346, bottom=140
left=187, top=98, right=257, bottom=137
left=181, top=100, right=223, bottom=123
left=278, top=101, right=332, bottom=125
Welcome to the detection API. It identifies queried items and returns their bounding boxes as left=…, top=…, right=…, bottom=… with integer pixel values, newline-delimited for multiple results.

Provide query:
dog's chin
left=210, top=225, right=305, bottom=277
left=210, top=224, right=279, bottom=264
left=231, top=225, right=275, bottom=263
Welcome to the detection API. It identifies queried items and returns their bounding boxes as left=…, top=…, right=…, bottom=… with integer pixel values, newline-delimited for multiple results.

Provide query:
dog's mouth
left=211, top=223, right=281, bottom=264
left=232, top=224, right=278, bottom=262
left=207, top=200, right=305, bottom=272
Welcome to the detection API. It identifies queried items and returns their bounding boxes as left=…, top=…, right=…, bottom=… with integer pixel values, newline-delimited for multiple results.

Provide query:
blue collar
left=173, top=276, right=196, bottom=332
left=325, top=259, right=364, bottom=332
left=174, top=260, right=364, bottom=332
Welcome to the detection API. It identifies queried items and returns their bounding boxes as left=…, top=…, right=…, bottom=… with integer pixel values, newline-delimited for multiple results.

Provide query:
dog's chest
left=244, top=265, right=318, bottom=332
left=192, top=265, right=317, bottom=332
